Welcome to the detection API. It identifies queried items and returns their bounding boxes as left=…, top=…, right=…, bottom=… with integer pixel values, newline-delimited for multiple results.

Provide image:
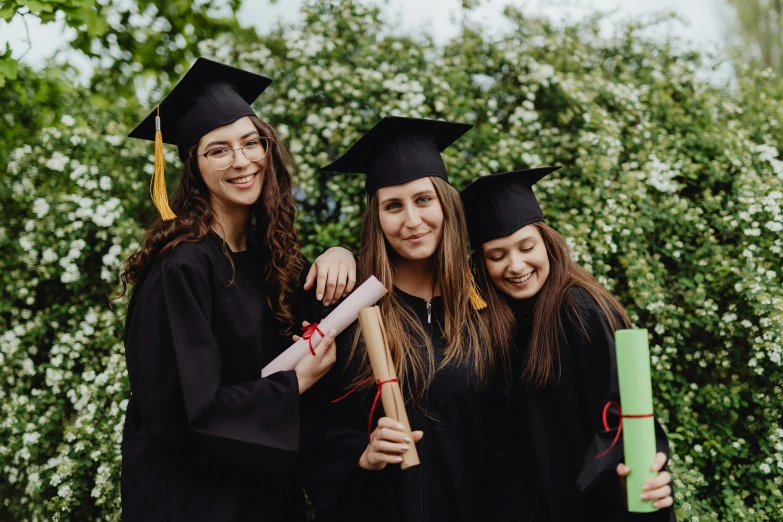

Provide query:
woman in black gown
left=119, top=58, right=355, bottom=522
left=461, top=166, right=676, bottom=521
left=302, top=116, right=513, bottom=522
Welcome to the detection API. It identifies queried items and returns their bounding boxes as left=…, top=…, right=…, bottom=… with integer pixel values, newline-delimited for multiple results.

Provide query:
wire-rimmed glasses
left=198, top=137, right=270, bottom=170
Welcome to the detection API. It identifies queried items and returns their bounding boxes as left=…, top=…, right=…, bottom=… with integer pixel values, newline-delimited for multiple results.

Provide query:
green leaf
left=0, top=54, right=19, bottom=82
left=24, top=0, right=53, bottom=14
left=84, top=10, right=107, bottom=37
left=0, top=4, right=18, bottom=21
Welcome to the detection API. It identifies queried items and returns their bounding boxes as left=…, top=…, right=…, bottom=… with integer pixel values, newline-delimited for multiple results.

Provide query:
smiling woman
left=195, top=117, right=269, bottom=224
left=376, top=177, right=444, bottom=262
left=115, top=58, right=356, bottom=522
left=302, top=117, right=513, bottom=522
left=481, top=225, right=551, bottom=301
left=462, top=167, right=675, bottom=522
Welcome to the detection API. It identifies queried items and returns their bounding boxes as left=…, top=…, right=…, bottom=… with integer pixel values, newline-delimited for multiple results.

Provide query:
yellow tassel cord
left=469, top=271, right=487, bottom=310
left=150, top=106, right=177, bottom=221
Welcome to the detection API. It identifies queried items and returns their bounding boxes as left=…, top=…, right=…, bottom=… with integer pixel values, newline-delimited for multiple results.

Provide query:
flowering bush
left=1, top=1, right=782, bottom=520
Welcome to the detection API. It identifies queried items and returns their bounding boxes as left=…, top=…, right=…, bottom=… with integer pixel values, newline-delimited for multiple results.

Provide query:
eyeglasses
left=197, top=137, right=271, bottom=170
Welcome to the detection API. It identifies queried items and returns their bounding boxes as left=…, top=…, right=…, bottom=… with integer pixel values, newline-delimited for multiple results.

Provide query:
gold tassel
left=469, top=271, right=487, bottom=310
left=150, top=106, right=177, bottom=221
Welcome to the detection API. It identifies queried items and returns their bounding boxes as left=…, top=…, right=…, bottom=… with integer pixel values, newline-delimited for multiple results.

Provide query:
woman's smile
left=404, top=231, right=430, bottom=242
left=504, top=270, right=535, bottom=287
left=226, top=171, right=259, bottom=188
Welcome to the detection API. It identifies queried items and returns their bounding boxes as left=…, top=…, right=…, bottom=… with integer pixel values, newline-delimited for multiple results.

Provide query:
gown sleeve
left=568, top=288, right=676, bottom=521
left=299, top=328, right=392, bottom=514
left=126, top=245, right=301, bottom=476
left=481, top=376, right=516, bottom=522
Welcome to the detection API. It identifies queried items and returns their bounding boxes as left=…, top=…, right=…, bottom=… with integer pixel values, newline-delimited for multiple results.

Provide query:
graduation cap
left=128, top=58, right=272, bottom=220
left=321, top=116, right=472, bottom=194
left=461, top=166, right=563, bottom=248
left=323, top=116, right=487, bottom=309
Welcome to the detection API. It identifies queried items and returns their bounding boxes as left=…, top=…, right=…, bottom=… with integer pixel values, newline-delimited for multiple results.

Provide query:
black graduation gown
left=121, top=234, right=323, bottom=522
left=302, top=287, right=511, bottom=522
left=510, top=287, right=676, bottom=522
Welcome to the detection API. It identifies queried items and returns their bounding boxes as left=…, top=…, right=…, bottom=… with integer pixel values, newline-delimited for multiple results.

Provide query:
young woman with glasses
left=119, top=58, right=355, bottom=522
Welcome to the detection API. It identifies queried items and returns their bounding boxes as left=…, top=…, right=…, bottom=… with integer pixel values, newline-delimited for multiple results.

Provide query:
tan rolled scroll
left=357, top=306, right=420, bottom=469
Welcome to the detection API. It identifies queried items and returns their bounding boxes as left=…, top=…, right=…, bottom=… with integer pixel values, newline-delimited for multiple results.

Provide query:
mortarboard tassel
left=150, top=106, right=177, bottom=221
left=469, top=271, right=487, bottom=310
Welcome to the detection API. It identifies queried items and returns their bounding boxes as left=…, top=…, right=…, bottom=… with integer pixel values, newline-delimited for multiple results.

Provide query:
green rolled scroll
left=615, top=329, right=658, bottom=513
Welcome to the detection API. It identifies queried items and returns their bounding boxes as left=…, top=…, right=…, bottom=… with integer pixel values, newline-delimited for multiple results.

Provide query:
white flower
left=105, top=135, right=124, bottom=146
left=22, top=432, right=40, bottom=445
left=45, top=152, right=70, bottom=172
left=61, top=263, right=81, bottom=283
left=60, top=115, right=76, bottom=126
left=33, top=198, right=50, bottom=218
left=756, top=143, right=779, bottom=162
left=42, top=248, right=58, bottom=263
left=760, top=463, right=771, bottom=474
left=22, top=358, right=35, bottom=376
left=58, top=484, right=72, bottom=500
left=641, top=154, right=681, bottom=193
left=766, top=220, right=783, bottom=232
left=12, top=144, right=32, bottom=161
left=92, top=199, right=122, bottom=227
left=19, top=235, right=34, bottom=251
left=70, top=163, right=88, bottom=180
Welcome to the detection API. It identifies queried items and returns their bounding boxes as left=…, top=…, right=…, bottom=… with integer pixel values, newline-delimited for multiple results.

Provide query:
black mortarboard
left=321, top=116, right=472, bottom=194
left=128, top=58, right=271, bottom=220
left=461, top=166, right=563, bottom=248
left=129, top=57, right=271, bottom=162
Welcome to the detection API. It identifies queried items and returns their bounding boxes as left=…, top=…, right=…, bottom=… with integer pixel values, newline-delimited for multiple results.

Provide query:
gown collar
left=392, top=286, right=443, bottom=326
left=505, top=291, right=539, bottom=322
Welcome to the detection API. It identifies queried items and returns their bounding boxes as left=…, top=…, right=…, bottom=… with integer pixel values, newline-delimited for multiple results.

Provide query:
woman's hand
left=293, top=327, right=337, bottom=395
left=304, top=247, right=357, bottom=306
left=617, top=452, right=673, bottom=509
left=358, top=417, right=424, bottom=471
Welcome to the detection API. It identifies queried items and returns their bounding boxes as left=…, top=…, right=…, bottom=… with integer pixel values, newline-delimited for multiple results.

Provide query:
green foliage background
left=1, top=1, right=782, bottom=520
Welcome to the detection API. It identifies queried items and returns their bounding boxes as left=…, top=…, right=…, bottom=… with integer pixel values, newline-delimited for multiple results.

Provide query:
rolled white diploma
left=261, top=276, right=388, bottom=377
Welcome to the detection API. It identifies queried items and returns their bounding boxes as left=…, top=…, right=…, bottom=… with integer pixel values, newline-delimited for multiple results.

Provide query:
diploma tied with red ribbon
left=613, top=328, right=659, bottom=513
left=357, top=306, right=420, bottom=469
left=261, top=276, right=388, bottom=377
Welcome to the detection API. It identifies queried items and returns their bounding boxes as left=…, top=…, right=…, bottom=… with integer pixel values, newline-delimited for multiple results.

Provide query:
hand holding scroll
left=359, top=417, right=424, bottom=470
left=293, top=326, right=337, bottom=394
left=616, top=452, right=673, bottom=509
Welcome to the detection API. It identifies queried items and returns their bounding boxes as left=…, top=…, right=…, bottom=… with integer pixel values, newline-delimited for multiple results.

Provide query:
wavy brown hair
left=474, top=221, right=631, bottom=389
left=343, top=177, right=507, bottom=406
left=117, top=116, right=303, bottom=335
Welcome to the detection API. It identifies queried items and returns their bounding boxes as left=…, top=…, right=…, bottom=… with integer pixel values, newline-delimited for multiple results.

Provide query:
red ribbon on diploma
left=367, top=378, right=398, bottom=440
left=331, top=377, right=399, bottom=440
left=301, top=323, right=324, bottom=356
left=596, top=401, right=654, bottom=459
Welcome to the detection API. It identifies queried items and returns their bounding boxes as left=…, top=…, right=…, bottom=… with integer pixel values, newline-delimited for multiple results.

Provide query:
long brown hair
left=117, top=116, right=303, bottom=335
left=475, top=221, right=631, bottom=389
left=344, top=177, right=506, bottom=405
